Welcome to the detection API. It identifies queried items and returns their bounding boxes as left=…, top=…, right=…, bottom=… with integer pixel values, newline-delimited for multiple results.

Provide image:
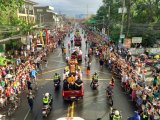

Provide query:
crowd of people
left=0, top=27, right=70, bottom=112
left=0, top=46, right=50, bottom=109
left=85, top=27, right=160, bottom=119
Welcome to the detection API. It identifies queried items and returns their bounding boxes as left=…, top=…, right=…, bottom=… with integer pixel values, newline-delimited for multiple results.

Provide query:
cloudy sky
left=33, top=0, right=102, bottom=17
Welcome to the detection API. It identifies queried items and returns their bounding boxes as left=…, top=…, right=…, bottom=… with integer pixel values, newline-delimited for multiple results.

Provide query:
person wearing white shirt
left=79, top=50, right=82, bottom=55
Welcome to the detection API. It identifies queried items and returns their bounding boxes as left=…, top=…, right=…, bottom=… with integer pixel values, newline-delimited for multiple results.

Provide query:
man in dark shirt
left=75, top=77, right=83, bottom=90
left=63, top=79, right=69, bottom=90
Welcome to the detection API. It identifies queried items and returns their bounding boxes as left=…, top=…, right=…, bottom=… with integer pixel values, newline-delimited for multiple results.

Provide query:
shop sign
left=132, top=37, right=142, bottom=43
left=120, top=34, right=125, bottom=39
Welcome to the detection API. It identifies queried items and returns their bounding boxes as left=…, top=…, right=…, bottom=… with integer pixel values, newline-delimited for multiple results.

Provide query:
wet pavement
left=6, top=28, right=135, bottom=120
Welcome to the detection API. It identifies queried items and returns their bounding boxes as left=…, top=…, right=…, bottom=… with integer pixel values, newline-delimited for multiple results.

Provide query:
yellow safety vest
left=93, top=75, right=98, bottom=79
left=54, top=75, right=59, bottom=79
left=43, top=97, right=49, bottom=104
left=113, top=115, right=121, bottom=120
left=143, top=114, right=147, bottom=118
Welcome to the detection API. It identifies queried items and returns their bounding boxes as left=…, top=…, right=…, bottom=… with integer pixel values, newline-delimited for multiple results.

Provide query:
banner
left=45, top=29, right=49, bottom=45
left=40, top=31, right=44, bottom=47
left=147, top=48, right=160, bottom=55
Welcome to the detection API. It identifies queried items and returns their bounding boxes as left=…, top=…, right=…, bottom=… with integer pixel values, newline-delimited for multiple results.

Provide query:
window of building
left=37, top=9, right=43, bottom=12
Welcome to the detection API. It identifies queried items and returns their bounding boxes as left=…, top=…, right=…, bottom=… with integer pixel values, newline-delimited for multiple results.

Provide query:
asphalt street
left=7, top=28, right=136, bottom=120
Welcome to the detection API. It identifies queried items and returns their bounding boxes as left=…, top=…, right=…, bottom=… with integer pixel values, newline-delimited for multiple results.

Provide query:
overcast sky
left=33, top=0, right=102, bottom=17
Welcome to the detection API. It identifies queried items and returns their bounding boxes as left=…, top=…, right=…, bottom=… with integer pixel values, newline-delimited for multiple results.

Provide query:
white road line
left=97, top=71, right=111, bottom=75
left=23, top=109, right=30, bottom=120
left=52, top=60, right=66, bottom=64
left=58, top=52, right=61, bottom=57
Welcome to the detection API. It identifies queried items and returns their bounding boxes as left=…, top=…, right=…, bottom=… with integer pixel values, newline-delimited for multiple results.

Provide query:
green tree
left=0, top=0, right=35, bottom=39
left=0, top=0, right=24, bottom=25
left=85, top=0, right=160, bottom=46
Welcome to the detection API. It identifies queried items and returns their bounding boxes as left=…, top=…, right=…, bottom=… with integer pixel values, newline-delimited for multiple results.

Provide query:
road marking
left=71, top=102, right=75, bottom=118
left=52, top=60, right=66, bottom=64
left=67, top=104, right=70, bottom=118
left=38, top=66, right=65, bottom=75
left=23, top=109, right=30, bottom=120
left=58, top=52, right=61, bottom=57
left=97, top=71, right=112, bottom=75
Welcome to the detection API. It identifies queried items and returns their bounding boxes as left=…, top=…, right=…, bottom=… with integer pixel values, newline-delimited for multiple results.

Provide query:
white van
left=37, top=44, right=43, bottom=51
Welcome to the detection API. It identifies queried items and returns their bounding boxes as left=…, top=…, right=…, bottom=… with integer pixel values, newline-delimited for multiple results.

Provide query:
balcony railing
left=29, top=10, right=34, bottom=15
left=19, top=9, right=26, bottom=14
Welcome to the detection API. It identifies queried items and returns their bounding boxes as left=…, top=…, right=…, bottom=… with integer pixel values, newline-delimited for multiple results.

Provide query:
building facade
left=17, top=0, right=37, bottom=23
left=34, top=6, right=64, bottom=29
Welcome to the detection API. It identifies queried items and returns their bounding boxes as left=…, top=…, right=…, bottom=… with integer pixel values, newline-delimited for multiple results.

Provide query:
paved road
left=7, top=28, right=135, bottom=120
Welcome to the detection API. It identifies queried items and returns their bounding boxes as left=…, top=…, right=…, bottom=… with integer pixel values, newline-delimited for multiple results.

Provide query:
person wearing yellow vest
left=43, top=93, right=52, bottom=106
left=90, top=72, right=98, bottom=87
left=111, top=110, right=121, bottom=120
left=43, top=96, right=49, bottom=105
left=53, top=73, right=60, bottom=82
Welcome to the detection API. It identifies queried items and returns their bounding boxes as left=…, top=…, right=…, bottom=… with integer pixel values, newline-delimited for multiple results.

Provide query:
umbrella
left=5, top=74, right=13, bottom=79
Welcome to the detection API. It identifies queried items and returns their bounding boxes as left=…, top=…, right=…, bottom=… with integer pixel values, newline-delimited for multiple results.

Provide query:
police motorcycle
left=42, top=93, right=53, bottom=117
left=109, top=107, right=122, bottom=120
left=91, top=72, right=99, bottom=89
left=53, top=73, right=61, bottom=90
left=106, top=84, right=114, bottom=107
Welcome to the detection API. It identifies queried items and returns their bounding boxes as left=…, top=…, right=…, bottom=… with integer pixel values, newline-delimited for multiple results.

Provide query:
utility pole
left=27, top=9, right=30, bottom=24
left=108, top=5, right=110, bottom=36
left=103, top=16, right=105, bottom=29
left=120, top=0, right=126, bottom=43
left=102, top=16, right=105, bottom=34
left=87, top=4, right=88, bottom=19
left=40, top=13, right=41, bottom=26
left=126, top=0, right=131, bottom=36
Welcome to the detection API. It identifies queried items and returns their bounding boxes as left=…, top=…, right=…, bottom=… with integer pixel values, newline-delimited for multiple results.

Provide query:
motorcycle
left=42, top=93, right=53, bottom=117
left=106, top=90, right=113, bottom=107
left=42, top=105, right=51, bottom=117
left=92, top=79, right=99, bottom=89
left=54, top=80, right=60, bottom=90
left=109, top=108, right=122, bottom=120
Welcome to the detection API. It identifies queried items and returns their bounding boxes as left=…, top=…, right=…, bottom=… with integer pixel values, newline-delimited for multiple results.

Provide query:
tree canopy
left=85, top=0, right=160, bottom=46
left=0, top=0, right=35, bottom=39
left=0, top=0, right=24, bottom=25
